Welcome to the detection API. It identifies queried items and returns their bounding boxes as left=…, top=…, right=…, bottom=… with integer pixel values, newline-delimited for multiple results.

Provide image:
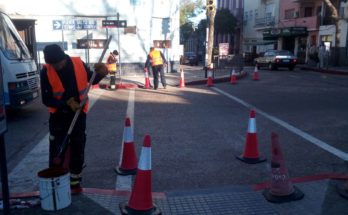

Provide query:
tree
left=180, top=0, right=204, bottom=43
left=206, top=0, right=216, bottom=68
left=323, top=0, right=348, bottom=65
left=214, top=8, right=237, bottom=35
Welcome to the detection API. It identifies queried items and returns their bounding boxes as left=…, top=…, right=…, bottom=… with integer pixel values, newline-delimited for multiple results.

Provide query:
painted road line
left=9, top=89, right=105, bottom=193
left=115, top=88, right=135, bottom=191
left=213, top=87, right=348, bottom=161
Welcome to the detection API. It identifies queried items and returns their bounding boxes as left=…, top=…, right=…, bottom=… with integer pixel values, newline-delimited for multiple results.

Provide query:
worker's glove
left=66, top=97, right=80, bottom=112
left=94, top=63, right=108, bottom=77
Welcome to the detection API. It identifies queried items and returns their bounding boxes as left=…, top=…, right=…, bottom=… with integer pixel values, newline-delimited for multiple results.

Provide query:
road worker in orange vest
left=40, top=44, right=108, bottom=191
left=106, top=50, right=118, bottom=90
left=145, top=47, right=167, bottom=90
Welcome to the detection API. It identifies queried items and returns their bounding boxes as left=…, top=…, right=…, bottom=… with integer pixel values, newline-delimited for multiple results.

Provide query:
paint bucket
left=37, top=167, right=71, bottom=211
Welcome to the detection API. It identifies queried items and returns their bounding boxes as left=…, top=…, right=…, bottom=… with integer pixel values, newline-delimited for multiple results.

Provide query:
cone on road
left=119, top=135, right=161, bottom=215
left=144, top=68, right=151, bottom=89
left=230, top=69, right=237, bottom=85
left=179, top=68, right=185, bottom=88
left=207, top=69, right=214, bottom=87
left=337, top=180, right=348, bottom=199
left=263, top=132, right=304, bottom=203
left=253, top=64, right=259, bottom=81
left=114, top=118, right=137, bottom=175
left=236, top=110, right=266, bottom=164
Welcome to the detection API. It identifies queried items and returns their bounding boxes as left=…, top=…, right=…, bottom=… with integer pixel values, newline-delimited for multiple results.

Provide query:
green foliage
left=180, top=0, right=204, bottom=26
left=180, top=22, right=195, bottom=43
left=214, top=8, right=237, bottom=34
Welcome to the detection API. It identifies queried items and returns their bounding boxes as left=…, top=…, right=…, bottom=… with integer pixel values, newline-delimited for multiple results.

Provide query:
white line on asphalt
left=212, top=87, right=348, bottom=161
left=115, top=88, right=135, bottom=191
left=8, top=89, right=105, bottom=193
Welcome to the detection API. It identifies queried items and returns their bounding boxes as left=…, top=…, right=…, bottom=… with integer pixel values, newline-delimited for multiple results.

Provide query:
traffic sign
left=52, top=19, right=97, bottom=30
left=77, top=39, right=107, bottom=49
left=102, top=20, right=127, bottom=28
left=52, top=20, right=63, bottom=30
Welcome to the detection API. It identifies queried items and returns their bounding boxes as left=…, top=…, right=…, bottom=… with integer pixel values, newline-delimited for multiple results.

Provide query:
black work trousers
left=152, top=65, right=166, bottom=89
left=49, top=111, right=86, bottom=175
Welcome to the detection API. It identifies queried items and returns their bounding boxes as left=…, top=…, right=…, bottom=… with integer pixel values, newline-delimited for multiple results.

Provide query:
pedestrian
left=106, top=50, right=118, bottom=90
left=145, top=47, right=167, bottom=89
left=318, top=41, right=326, bottom=69
left=40, top=44, right=108, bottom=190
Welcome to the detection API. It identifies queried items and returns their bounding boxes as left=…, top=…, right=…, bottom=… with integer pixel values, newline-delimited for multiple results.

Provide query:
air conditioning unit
left=293, top=11, right=299, bottom=18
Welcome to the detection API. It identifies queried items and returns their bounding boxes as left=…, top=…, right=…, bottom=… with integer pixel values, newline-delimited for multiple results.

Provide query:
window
left=304, top=7, right=313, bottom=17
left=285, top=9, right=295, bottom=19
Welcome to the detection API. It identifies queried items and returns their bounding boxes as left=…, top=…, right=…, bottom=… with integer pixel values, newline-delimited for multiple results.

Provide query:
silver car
left=254, top=50, right=297, bottom=71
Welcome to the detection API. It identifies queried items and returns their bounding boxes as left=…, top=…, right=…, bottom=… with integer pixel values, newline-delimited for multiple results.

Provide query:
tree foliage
left=214, top=8, right=237, bottom=34
left=179, top=0, right=204, bottom=43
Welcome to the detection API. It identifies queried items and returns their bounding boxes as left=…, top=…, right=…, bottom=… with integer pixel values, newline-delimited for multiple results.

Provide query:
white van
left=0, top=11, right=40, bottom=108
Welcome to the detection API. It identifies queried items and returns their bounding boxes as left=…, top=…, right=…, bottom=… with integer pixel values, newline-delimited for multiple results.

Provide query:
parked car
left=254, top=50, right=297, bottom=70
left=182, top=52, right=199, bottom=65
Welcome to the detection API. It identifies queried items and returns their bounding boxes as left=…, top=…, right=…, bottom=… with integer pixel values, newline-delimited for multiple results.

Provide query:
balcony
left=255, top=16, right=276, bottom=28
left=280, top=15, right=320, bottom=30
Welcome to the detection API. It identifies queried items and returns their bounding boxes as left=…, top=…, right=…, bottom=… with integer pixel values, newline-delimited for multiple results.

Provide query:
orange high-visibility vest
left=149, top=50, right=163, bottom=66
left=106, top=54, right=117, bottom=72
left=45, top=57, right=89, bottom=113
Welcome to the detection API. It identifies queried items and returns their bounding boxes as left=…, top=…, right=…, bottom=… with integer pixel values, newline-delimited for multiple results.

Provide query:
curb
left=298, top=65, right=348, bottom=75
left=184, top=71, right=248, bottom=86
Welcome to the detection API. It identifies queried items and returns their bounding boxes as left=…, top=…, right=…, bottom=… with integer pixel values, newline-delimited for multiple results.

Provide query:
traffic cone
left=119, top=135, right=161, bottom=215
left=253, top=64, right=259, bottom=81
left=337, top=180, right=348, bottom=199
left=236, top=110, right=266, bottom=164
left=230, top=68, right=237, bottom=85
left=263, top=132, right=304, bottom=203
left=114, top=117, right=137, bottom=175
left=179, top=68, right=185, bottom=88
left=144, top=68, right=151, bottom=89
left=207, top=69, right=213, bottom=87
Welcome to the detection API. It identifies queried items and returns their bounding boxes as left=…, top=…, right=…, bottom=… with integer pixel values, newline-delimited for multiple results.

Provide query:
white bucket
left=37, top=167, right=71, bottom=211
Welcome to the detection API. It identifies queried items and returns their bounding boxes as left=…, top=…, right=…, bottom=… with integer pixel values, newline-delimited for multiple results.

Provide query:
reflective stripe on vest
left=46, top=57, right=89, bottom=113
left=149, top=50, right=163, bottom=66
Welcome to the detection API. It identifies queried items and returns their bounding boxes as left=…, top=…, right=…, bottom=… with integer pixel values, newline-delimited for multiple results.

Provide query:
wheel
left=268, top=63, right=274, bottom=70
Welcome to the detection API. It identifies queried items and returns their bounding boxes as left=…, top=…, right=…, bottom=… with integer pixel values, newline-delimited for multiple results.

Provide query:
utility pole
left=206, top=0, right=216, bottom=69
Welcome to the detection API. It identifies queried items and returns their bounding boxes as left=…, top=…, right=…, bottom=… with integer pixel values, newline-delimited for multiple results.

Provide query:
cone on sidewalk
left=179, top=68, right=185, bottom=88
left=236, top=110, right=266, bottom=164
left=114, top=118, right=137, bottom=175
left=253, top=64, right=259, bottom=81
left=207, top=69, right=214, bottom=87
left=144, top=68, right=151, bottom=89
left=230, top=68, right=237, bottom=85
left=119, top=135, right=161, bottom=215
left=263, top=132, right=304, bottom=203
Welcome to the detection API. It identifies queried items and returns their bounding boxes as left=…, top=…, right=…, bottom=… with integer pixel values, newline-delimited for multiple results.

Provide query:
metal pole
left=0, top=134, right=10, bottom=214
left=117, top=13, right=122, bottom=83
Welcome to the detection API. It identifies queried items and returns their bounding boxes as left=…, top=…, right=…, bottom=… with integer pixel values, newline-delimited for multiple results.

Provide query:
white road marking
left=8, top=89, right=105, bottom=193
left=212, top=87, right=348, bottom=161
left=115, top=89, right=135, bottom=191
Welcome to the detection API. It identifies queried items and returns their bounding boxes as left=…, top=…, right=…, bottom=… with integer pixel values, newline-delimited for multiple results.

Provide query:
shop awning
left=263, top=27, right=308, bottom=40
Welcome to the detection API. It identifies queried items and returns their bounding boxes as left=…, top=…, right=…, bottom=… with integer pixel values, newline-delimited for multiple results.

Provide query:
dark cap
left=112, top=50, right=119, bottom=55
left=43, top=44, right=66, bottom=64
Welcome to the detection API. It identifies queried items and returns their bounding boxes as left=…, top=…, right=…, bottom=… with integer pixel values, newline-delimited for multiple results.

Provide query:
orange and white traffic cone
left=230, top=68, right=237, bottom=85
left=207, top=69, right=214, bottom=87
left=144, top=68, right=151, bottom=89
left=253, top=64, right=259, bottom=81
left=179, top=68, right=185, bottom=88
left=114, top=117, right=137, bottom=175
left=119, top=135, right=161, bottom=215
left=263, top=132, right=304, bottom=203
left=236, top=110, right=266, bottom=164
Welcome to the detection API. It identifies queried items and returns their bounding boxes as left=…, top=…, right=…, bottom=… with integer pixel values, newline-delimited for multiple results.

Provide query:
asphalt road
left=2, top=66, right=348, bottom=194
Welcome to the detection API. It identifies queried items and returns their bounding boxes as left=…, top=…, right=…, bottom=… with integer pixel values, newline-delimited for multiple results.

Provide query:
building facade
left=1, top=0, right=180, bottom=74
left=216, top=0, right=244, bottom=54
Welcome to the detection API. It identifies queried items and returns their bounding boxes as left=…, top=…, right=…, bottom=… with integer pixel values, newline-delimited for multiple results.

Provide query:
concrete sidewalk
left=2, top=175, right=348, bottom=214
